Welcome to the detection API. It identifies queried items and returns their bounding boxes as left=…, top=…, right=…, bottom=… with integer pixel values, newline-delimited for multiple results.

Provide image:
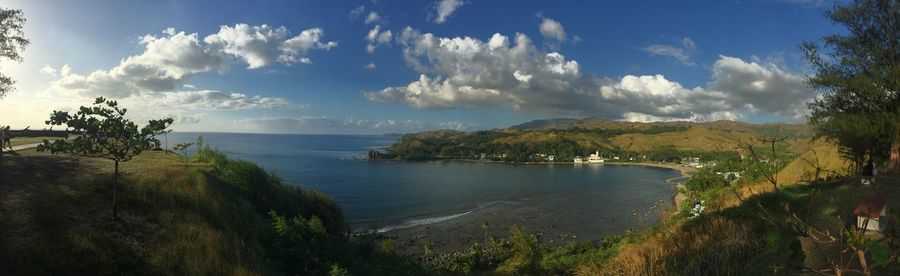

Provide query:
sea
left=164, top=132, right=678, bottom=235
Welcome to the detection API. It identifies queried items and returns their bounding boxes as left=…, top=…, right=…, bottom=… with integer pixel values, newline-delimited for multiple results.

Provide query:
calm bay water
left=165, top=132, right=678, bottom=234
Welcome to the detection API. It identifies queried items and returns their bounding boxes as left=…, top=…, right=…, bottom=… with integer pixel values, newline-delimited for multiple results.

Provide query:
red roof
left=854, top=196, right=886, bottom=219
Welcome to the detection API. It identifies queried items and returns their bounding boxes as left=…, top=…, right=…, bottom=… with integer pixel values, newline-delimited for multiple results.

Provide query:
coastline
left=378, top=159, right=695, bottom=255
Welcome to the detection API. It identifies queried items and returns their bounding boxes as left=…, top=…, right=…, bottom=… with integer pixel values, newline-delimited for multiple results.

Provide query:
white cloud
left=53, top=30, right=225, bottom=98
left=349, top=5, right=366, bottom=19
left=235, top=116, right=429, bottom=134
left=365, top=11, right=384, bottom=25
left=39, top=65, right=57, bottom=76
left=364, top=63, right=377, bottom=70
left=157, top=90, right=300, bottom=110
left=365, top=25, right=393, bottom=53
left=48, top=24, right=336, bottom=99
left=433, top=0, right=466, bottom=24
left=643, top=37, right=697, bottom=65
left=707, top=55, right=812, bottom=119
left=539, top=18, right=566, bottom=42
left=366, top=28, right=816, bottom=122
left=205, top=24, right=337, bottom=68
left=174, top=113, right=204, bottom=124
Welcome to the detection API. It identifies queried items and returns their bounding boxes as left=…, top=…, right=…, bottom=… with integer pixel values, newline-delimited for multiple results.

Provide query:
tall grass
left=575, top=217, right=761, bottom=275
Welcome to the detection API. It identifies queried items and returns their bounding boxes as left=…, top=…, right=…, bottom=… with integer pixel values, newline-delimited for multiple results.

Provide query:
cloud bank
left=49, top=24, right=337, bottom=99
left=365, top=28, right=816, bottom=122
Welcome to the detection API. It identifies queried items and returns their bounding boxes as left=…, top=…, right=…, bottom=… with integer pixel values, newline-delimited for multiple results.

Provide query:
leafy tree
left=0, top=8, right=29, bottom=180
left=803, top=0, right=900, bottom=172
left=0, top=8, right=29, bottom=98
left=37, top=97, right=173, bottom=219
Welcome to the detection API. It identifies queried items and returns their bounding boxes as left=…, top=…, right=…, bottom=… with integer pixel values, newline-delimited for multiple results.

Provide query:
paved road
left=2, top=143, right=41, bottom=153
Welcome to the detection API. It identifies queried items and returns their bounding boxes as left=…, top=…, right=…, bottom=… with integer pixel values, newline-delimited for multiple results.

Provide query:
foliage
left=195, top=147, right=346, bottom=234
left=0, top=8, right=29, bottom=98
left=804, top=0, right=900, bottom=171
left=497, top=225, right=543, bottom=274
left=267, top=210, right=336, bottom=275
left=37, top=97, right=173, bottom=218
left=172, top=142, right=193, bottom=164
left=425, top=238, right=514, bottom=274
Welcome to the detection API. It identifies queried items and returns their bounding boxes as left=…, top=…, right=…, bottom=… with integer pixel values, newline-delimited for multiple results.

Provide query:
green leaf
left=868, top=241, right=888, bottom=266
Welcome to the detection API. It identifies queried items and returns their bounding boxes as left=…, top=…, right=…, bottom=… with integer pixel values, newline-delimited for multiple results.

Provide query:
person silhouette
left=861, top=158, right=875, bottom=185
left=1, top=126, right=10, bottom=150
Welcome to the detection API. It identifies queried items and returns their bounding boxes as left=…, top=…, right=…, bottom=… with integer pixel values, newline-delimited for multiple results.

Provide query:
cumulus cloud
left=433, top=0, right=465, bottom=24
left=365, top=25, right=392, bottom=53
left=39, top=65, right=57, bottom=76
left=539, top=17, right=566, bottom=42
left=707, top=55, right=812, bottom=119
left=52, top=30, right=225, bottom=98
left=364, top=11, right=384, bottom=25
left=49, top=24, right=336, bottom=99
left=205, top=24, right=337, bottom=68
left=643, top=37, right=697, bottom=65
left=364, top=63, right=377, bottom=70
left=365, top=28, right=816, bottom=122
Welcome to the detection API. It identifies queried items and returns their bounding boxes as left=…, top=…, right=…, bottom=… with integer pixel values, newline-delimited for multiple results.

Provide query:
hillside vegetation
left=388, top=119, right=815, bottom=162
left=0, top=146, right=421, bottom=275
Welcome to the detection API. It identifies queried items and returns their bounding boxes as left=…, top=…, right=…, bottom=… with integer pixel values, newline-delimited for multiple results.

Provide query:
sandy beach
left=381, top=162, right=696, bottom=256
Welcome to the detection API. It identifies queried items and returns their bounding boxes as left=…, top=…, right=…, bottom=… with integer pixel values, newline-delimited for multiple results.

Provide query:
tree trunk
left=889, top=130, right=900, bottom=172
left=113, top=160, right=119, bottom=220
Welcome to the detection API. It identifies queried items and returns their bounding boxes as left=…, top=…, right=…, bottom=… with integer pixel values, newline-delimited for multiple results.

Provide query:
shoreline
left=376, top=159, right=695, bottom=255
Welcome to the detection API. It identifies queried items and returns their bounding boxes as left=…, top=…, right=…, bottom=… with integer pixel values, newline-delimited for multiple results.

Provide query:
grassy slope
left=575, top=142, right=900, bottom=275
left=0, top=149, right=261, bottom=275
left=608, top=125, right=757, bottom=152
left=413, top=121, right=811, bottom=156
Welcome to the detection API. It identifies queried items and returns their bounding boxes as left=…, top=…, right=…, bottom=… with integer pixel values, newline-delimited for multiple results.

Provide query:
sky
left=0, top=0, right=844, bottom=134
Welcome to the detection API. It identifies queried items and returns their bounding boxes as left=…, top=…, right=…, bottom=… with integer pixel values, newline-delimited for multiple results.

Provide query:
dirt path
left=2, top=143, right=40, bottom=153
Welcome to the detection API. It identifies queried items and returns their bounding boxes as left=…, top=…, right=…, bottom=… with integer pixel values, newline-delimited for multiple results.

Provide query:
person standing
left=0, top=126, right=9, bottom=150
left=862, top=158, right=875, bottom=185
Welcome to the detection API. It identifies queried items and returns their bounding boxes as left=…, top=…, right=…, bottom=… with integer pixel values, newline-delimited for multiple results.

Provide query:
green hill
left=388, top=119, right=813, bottom=162
left=0, top=147, right=422, bottom=275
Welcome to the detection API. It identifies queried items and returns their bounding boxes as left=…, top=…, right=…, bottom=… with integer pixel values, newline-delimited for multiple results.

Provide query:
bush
left=497, top=225, right=543, bottom=274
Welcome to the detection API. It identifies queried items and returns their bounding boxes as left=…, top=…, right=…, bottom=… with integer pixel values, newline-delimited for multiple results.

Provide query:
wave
left=351, top=201, right=506, bottom=234
left=374, top=210, right=474, bottom=233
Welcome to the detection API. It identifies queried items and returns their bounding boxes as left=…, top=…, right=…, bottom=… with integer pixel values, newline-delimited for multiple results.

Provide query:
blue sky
left=1, top=0, right=842, bottom=134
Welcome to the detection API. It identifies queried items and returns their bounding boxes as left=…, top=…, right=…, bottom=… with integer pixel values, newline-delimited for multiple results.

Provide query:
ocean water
left=164, top=132, right=678, bottom=233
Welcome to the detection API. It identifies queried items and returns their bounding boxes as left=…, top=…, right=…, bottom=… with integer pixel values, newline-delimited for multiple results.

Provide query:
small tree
left=37, top=97, right=173, bottom=219
left=173, top=142, right=193, bottom=165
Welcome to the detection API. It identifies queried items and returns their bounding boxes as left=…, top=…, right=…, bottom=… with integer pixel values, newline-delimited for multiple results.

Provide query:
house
left=684, top=157, right=702, bottom=168
left=689, top=200, right=705, bottom=219
left=855, top=197, right=887, bottom=232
